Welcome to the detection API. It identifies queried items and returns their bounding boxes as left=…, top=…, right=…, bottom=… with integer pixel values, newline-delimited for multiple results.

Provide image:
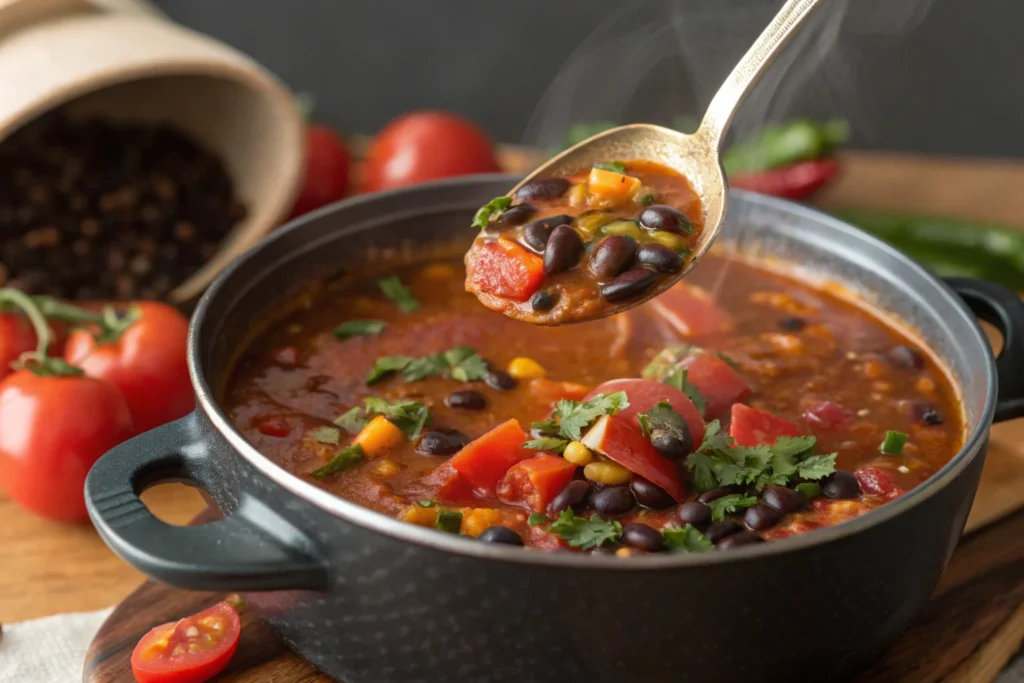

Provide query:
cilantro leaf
left=687, top=453, right=719, bottom=493
left=334, top=406, right=368, bottom=434
left=707, top=494, right=758, bottom=521
left=553, top=391, right=629, bottom=441
left=663, top=367, right=708, bottom=416
left=594, top=161, right=627, bottom=174
left=367, top=346, right=490, bottom=385
left=366, top=355, right=413, bottom=384
left=663, top=524, right=713, bottom=552
left=637, top=401, right=692, bottom=446
left=310, top=426, right=341, bottom=445
left=443, top=346, right=489, bottom=382
left=545, top=509, right=622, bottom=549
left=362, top=397, right=432, bottom=439
left=528, top=513, right=551, bottom=526
left=333, top=319, right=386, bottom=340
left=402, top=353, right=447, bottom=381
left=310, top=444, right=364, bottom=479
left=524, top=437, right=570, bottom=453
left=471, top=196, right=513, bottom=229
left=796, top=453, right=837, bottom=480
left=530, top=418, right=560, bottom=436
left=377, top=276, right=420, bottom=313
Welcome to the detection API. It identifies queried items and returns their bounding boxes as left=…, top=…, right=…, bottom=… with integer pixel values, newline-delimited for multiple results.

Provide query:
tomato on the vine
left=65, top=301, right=192, bottom=435
left=360, top=111, right=501, bottom=193
left=131, top=601, right=242, bottom=683
left=290, top=123, right=351, bottom=218
left=0, top=313, right=36, bottom=380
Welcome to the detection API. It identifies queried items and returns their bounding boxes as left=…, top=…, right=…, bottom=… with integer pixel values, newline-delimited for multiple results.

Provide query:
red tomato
left=497, top=455, right=577, bottom=512
left=0, top=314, right=36, bottom=380
left=0, top=369, right=134, bottom=521
left=290, top=124, right=351, bottom=218
left=854, top=466, right=904, bottom=500
left=649, top=283, right=734, bottom=338
left=802, top=400, right=854, bottom=430
left=360, top=111, right=500, bottom=193
left=418, top=461, right=477, bottom=504
left=65, top=301, right=192, bottom=435
left=469, top=239, right=545, bottom=302
left=677, top=351, right=751, bottom=420
left=729, top=403, right=801, bottom=447
left=730, top=158, right=840, bottom=200
left=586, top=378, right=705, bottom=448
left=131, top=601, right=241, bottom=683
left=448, top=419, right=530, bottom=495
left=581, top=414, right=685, bottom=501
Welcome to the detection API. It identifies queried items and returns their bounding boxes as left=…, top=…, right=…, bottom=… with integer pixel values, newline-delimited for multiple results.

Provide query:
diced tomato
left=448, top=419, right=531, bottom=495
left=802, top=400, right=855, bottom=430
left=418, top=462, right=476, bottom=504
left=854, top=466, right=904, bottom=500
left=528, top=523, right=569, bottom=550
left=530, top=378, right=590, bottom=408
left=581, top=414, right=685, bottom=501
left=586, top=378, right=705, bottom=448
left=255, top=416, right=290, bottom=438
left=469, top=239, right=544, bottom=302
left=649, top=282, right=734, bottom=338
left=677, top=351, right=751, bottom=420
left=130, top=601, right=241, bottom=683
left=497, top=455, right=577, bottom=512
left=729, top=403, right=801, bottom=447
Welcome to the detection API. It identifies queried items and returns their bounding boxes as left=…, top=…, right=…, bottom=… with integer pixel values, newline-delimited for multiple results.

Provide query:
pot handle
left=85, top=413, right=331, bottom=592
left=945, top=277, right=1024, bottom=422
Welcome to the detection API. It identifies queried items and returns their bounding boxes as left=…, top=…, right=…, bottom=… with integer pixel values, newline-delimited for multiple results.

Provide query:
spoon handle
left=698, top=0, right=827, bottom=150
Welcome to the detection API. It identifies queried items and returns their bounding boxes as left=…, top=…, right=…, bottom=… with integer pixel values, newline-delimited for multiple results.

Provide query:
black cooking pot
left=85, top=176, right=1024, bottom=683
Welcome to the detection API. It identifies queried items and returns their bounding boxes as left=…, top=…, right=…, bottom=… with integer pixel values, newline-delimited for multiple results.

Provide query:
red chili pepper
left=729, top=158, right=840, bottom=200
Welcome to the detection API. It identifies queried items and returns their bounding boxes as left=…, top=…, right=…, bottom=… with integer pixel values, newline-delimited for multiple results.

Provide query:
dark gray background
left=153, top=0, right=1019, bottom=157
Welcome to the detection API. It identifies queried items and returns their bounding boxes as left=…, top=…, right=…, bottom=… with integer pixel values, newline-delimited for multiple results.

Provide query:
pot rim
left=189, top=174, right=996, bottom=569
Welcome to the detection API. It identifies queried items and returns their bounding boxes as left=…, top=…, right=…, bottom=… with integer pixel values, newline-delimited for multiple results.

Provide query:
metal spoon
left=509, top=0, right=826, bottom=323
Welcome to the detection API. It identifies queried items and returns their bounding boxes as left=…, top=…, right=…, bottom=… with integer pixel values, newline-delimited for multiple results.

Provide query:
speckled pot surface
left=87, top=176, right=1024, bottom=683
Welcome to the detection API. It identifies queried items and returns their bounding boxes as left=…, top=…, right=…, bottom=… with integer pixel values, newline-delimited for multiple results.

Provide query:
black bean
left=493, top=203, right=536, bottom=227
left=677, top=501, right=712, bottom=529
left=589, top=235, right=636, bottom=279
left=515, top=178, right=571, bottom=201
left=599, top=268, right=659, bottom=302
left=630, top=477, right=675, bottom=510
left=590, top=485, right=636, bottom=516
left=760, top=485, right=808, bottom=514
left=887, top=345, right=924, bottom=370
left=543, top=225, right=584, bottom=275
left=639, top=205, right=692, bottom=234
left=650, top=427, right=692, bottom=461
left=777, top=316, right=807, bottom=331
left=704, top=519, right=742, bottom=543
left=823, top=470, right=861, bottom=500
left=530, top=289, right=557, bottom=311
left=520, top=214, right=572, bottom=253
left=416, top=429, right=468, bottom=456
left=478, top=526, right=524, bottom=546
left=548, top=480, right=591, bottom=514
left=716, top=531, right=764, bottom=549
left=743, top=503, right=783, bottom=531
left=621, top=523, right=665, bottom=552
left=697, top=487, right=735, bottom=504
left=635, top=243, right=684, bottom=273
left=446, top=390, right=486, bottom=410
left=910, top=401, right=943, bottom=425
left=484, top=370, right=517, bottom=391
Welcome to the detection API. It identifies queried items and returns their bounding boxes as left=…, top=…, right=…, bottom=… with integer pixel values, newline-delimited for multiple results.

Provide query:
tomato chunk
left=586, top=378, right=704, bottom=448
left=469, top=239, right=544, bottom=301
left=581, top=414, right=685, bottom=501
left=497, top=455, right=578, bottom=512
left=679, top=351, right=751, bottom=420
left=131, top=601, right=240, bottom=683
left=729, top=403, right=801, bottom=447
left=802, top=400, right=855, bottom=430
left=649, top=282, right=734, bottom=338
left=448, top=419, right=531, bottom=495
left=417, top=461, right=476, bottom=504
left=854, top=466, right=904, bottom=500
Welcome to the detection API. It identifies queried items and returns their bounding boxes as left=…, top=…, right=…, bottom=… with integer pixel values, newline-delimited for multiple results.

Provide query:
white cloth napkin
left=0, top=609, right=113, bottom=683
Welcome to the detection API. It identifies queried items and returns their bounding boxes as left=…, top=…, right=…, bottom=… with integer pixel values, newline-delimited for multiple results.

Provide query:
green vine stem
left=0, top=288, right=81, bottom=376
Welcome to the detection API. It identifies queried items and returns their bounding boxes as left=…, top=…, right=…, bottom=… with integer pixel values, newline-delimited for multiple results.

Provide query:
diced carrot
left=588, top=167, right=641, bottom=200
left=469, top=239, right=544, bottom=302
left=352, top=415, right=406, bottom=457
left=729, top=404, right=801, bottom=447
left=529, top=378, right=590, bottom=408
left=448, top=418, right=531, bottom=495
left=496, top=455, right=578, bottom=512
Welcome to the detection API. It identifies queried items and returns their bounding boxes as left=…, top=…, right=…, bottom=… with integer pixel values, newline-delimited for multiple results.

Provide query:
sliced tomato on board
left=729, top=403, right=801, bottom=447
left=469, top=239, right=545, bottom=302
left=676, top=350, right=751, bottom=420
left=131, top=601, right=241, bottom=683
left=585, top=378, right=705, bottom=448
left=581, top=414, right=685, bottom=501
left=497, top=454, right=578, bottom=512
left=649, top=282, right=734, bottom=338
left=447, top=418, right=531, bottom=495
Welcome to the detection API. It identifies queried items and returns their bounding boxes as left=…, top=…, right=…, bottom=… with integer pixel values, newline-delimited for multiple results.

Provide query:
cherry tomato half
left=359, top=111, right=501, bottom=193
left=131, top=601, right=241, bottom=683
left=290, top=123, right=351, bottom=218
left=65, top=301, right=192, bottom=435
left=0, top=369, right=134, bottom=522
left=0, top=313, right=36, bottom=380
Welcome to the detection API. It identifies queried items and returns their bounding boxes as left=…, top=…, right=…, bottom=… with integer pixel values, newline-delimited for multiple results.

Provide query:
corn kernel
left=615, top=547, right=633, bottom=558
left=399, top=505, right=438, bottom=527
left=916, top=376, right=936, bottom=395
left=372, top=459, right=401, bottom=477
left=508, top=357, right=546, bottom=380
left=584, top=461, right=631, bottom=485
left=563, top=441, right=594, bottom=466
left=651, top=230, right=688, bottom=252
left=461, top=508, right=503, bottom=537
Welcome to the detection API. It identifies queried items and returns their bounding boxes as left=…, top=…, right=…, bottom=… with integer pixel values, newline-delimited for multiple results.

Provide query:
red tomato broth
left=225, top=247, right=965, bottom=552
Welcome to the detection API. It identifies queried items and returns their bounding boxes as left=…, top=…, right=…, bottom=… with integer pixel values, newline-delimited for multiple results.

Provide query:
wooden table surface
left=4, top=150, right=1024, bottom=625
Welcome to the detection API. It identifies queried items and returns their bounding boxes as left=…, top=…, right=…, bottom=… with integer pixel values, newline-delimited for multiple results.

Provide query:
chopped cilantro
left=309, top=444, right=364, bottom=479
left=524, top=437, right=570, bottom=453
left=435, top=508, right=463, bottom=533
left=443, top=346, right=490, bottom=382
left=334, top=406, right=368, bottom=434
left=532, top=391, right=629, bottom=441
left=794, top=482, right=822, bottom=499
left=402, top=353, right=447, bottom=381
left=594, top=161, right=627, bottom=174
left=545, top=509, right=622, bottom=549
left=333, top=319, right=386, bottom=340
left=366, top=355, right=414, bottom=384
left=377, top=276, right=420, bottom=313
left=707, top=494, right=758, bottom=521
left=663, top=367, right=708, bottom=416
left=663, top=524, right=713, bottom=552
left=471, top=196, right=513, bottom=229
left=362, top=397, right=432, bottom=439
left=797, top=453, right=838, bottom=480
left=528, top=513, right=552, bottom=526
left=310, top=426, right=341, bottom=445
left=416, top=500, right=437, bottom=507
left=881, top=430, right=909, bottom=455
left=366, top=346, right=489, bottom=385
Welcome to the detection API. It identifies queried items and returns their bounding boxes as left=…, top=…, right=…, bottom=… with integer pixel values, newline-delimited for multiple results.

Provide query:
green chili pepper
left=723, top=119, right=849, bottom=175
left=831, top=209, right=1024, bottom=291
